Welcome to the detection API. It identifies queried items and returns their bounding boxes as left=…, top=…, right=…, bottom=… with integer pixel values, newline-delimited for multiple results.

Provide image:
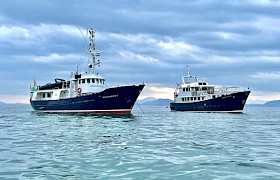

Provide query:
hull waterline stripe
left=170, top=110, right=244, bottom=113
left=35, top=109, right=131, bottom=113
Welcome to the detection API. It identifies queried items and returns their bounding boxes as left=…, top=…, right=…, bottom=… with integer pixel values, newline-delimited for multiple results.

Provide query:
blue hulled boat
left=30, top=28, right=144, bottom=114
left=170, top=67, right=250, bottom=113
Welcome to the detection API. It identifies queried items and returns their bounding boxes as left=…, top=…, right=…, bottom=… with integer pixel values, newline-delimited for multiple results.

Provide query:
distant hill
left=0, top=102, right=28, bottom=105
left=246, top=104, right=263, bottom=107
left=139, top=98, right=280, bottom=107
left=263, top=100, right=280, bottom=107
left=142, top=98, right=172, bottom=106
left=137, top=97, right=157, bottom=104
left=247, top=100, right=280, bottom=107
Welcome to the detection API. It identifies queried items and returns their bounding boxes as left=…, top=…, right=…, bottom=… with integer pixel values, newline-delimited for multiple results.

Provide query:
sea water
left=0, top=104, right=280, bottom=179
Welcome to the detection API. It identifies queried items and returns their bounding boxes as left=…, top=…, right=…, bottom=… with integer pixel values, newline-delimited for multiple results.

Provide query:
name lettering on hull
left=102, top=95, right=118, bottom=99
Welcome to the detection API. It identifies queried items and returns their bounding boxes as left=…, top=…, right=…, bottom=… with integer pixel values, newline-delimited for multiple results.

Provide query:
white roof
left=81, top=73, right=104, bottom=79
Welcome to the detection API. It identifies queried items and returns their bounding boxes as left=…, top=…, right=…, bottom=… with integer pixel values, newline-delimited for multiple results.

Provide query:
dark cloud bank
left=1, top=0, right=280, bottom=103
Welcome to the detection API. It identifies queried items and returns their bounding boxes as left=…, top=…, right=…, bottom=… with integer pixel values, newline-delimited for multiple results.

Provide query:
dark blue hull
left=170, top=91, right=250, bottom=112
left=30, top=84, right=145, bottom=114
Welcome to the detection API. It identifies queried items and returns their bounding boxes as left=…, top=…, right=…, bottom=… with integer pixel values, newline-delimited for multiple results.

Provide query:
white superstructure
left=30, top=28, right=106, bottom=101
left=173, top=67, right=247, bottom=103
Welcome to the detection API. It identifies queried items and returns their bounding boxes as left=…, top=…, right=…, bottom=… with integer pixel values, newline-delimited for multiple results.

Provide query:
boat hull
left=170, top=91, right=250, bottom=113
left=30, top=84, right=144, bottom=114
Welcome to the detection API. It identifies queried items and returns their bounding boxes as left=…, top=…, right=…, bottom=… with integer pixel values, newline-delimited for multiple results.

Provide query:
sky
left=1, top=0, right=280, bottom=104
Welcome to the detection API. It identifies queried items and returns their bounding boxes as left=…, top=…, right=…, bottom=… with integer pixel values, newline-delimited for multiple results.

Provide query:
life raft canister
left=77, top=87, right=82, bottom=93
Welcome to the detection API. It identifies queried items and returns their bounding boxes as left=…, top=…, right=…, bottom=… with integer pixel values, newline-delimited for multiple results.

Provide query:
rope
left=137, top=103, right=144, bottom=114
left=76, top=25, right=88, bottom=72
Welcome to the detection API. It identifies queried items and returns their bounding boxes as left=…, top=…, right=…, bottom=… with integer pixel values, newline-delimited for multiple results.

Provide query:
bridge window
left=82, top=79, right=85, bottom=84
left=47, top=93, right=51, bottom=98
left=198, top=97, right=200, bottom=101
left=92, top=79, right=95, bottom=83
left=87, top=79, right=90, bottom=83
left=194, top=97, right=196, bottom=101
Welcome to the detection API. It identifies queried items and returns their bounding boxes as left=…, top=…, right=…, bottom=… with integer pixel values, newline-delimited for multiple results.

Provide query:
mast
left=187, top=65, right=190, bottom=77
left=88, top=28, right=101, bottom=74
left=181, top=65, right=198, bottom=84
left=182, top=65, right=191, bottom=84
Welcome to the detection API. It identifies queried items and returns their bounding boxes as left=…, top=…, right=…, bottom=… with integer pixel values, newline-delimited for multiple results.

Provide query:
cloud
left=248, top=90, right=280, bottom=103
left=1, top=0, right=280, bottom=103
left=119, top=51, right=159, bottom=64
left=139, top=84, right=175, bottom=100
left=157, top=38, right=200, bottom=57
left=248, top=0, right=280, bottom=6
left=250, top=72, right=280, bottom=79
left=26, top=53, right=80, bottom=63
left=0, top=24, right=81, bottom=44
left=0, top=95, right=29, bottom=104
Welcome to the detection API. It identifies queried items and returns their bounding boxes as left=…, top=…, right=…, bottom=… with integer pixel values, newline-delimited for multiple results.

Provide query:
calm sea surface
left=0, top=104, right=280, bottom=179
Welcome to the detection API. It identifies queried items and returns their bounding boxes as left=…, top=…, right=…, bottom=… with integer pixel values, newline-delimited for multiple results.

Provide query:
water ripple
left=0, top=105, right=280, bottom=179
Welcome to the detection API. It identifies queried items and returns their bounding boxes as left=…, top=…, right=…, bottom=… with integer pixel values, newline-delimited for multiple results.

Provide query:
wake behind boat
left=170, top=67, right=250, bottom=113
left=30, top=28, right=145, bottom=114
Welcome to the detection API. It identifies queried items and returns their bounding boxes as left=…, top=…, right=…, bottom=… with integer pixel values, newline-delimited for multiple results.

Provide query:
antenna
left=88, top=28, right=102, bottom=74
left=186, top=65, right=190, bottom=77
